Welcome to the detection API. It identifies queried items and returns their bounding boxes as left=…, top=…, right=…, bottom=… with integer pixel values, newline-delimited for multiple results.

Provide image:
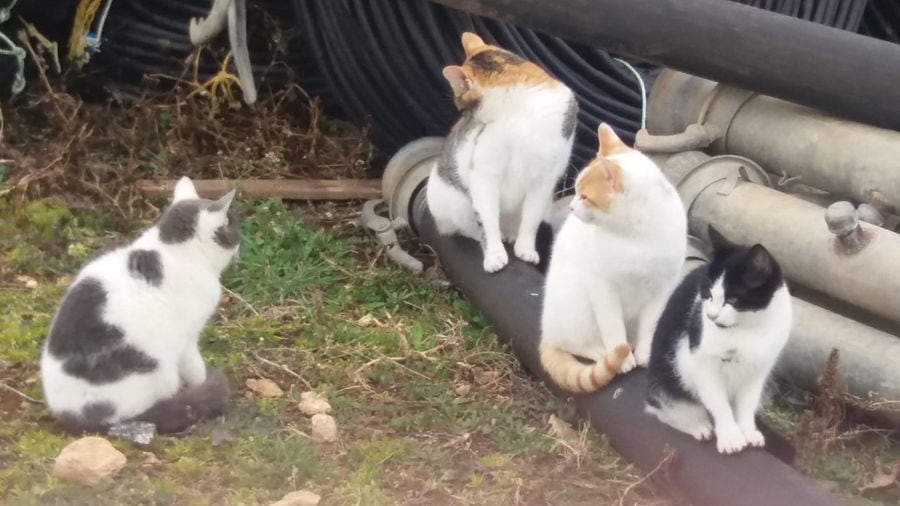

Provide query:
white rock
left=53, top=437, right=127, bottom=485
left=310, top=414, right=338, bottom=443
left=298, top=392, right=331, bottom=416
left=269, top=490, right=322, bottom=506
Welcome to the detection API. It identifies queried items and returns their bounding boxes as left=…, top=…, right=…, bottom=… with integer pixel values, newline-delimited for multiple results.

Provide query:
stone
left=269, top=490, right=322, bottom=506
left=246, top=378, right=284, bottom=398
left=298, top=391, right=331, bottom=416
left=310, top=414, right=337, bottom=443
left=53, top=436, right=127, bottom=485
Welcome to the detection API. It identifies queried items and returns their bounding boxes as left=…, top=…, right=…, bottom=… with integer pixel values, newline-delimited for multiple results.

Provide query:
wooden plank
left=135, top=179, right=382, bottom=201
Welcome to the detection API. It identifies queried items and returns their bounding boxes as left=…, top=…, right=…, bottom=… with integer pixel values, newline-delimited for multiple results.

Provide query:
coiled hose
left=65, top=0, right=899, bottom=178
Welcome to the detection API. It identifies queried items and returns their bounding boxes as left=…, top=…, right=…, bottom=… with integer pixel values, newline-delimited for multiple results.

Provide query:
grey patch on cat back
left=561, top=96, right=579, bottom=139
left=56, top=401, right=115, bottom=433
left=157, top=201, right=201, bottom=243
left=437, top=111, right=485, bottom=192
left=213, top=211, right=240, bottom=249
left=47, top=278, right=158, bottom=384
left=468, top=49, right=525, bottom=74
left=128, top=249, right=163, bottom=286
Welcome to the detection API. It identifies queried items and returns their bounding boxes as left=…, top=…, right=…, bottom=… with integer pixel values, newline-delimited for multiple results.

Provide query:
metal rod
left=427, top=0, right=900, bottom=131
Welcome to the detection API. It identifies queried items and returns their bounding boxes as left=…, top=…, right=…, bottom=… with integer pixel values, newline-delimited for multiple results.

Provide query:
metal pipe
left=653, top=150, right=900, bottom=327
left=647, top=70, right=900, bottom=212
left=427, top=0, right=900, bottom=132
left=405, top=187, right=844, bottom=506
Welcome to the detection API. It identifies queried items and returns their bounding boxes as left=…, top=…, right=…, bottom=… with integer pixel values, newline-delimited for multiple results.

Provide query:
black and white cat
left=646, top=225, right=792, bottom=454
left=40, top=177, right=239, bottom=434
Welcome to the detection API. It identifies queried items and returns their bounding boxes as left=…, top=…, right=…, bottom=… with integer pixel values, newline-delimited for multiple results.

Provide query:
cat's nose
left=706, top=309, right=719, bottom=321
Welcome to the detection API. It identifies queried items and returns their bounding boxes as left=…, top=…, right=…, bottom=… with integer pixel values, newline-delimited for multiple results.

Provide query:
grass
left=0, top=196, right=671, bottom=505
left=1, top=74, right=896, bottom=505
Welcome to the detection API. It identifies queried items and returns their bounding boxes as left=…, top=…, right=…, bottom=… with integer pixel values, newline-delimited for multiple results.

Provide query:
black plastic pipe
left=426, top=0, right=900, bottom=132
left=410, top=190, right=845, bottom=506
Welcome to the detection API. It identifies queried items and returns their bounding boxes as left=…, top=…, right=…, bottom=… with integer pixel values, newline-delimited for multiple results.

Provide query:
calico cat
left=646, top=225, right=792, bottom=454
left=40, top=177, right=239, bottom=434
left=539, top=124, right=687, bottom=393
left=426, top=32, right=578, bottom=273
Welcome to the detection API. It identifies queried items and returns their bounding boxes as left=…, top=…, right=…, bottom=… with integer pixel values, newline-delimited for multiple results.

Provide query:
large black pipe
left=410, top=190, right=845, bottom=506
left=426, top=0, right=900, bottom=132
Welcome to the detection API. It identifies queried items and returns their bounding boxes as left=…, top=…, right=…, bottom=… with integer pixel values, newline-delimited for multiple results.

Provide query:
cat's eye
left=700, top=286, right=712, bottom=299
left=725, top=296, right=738, bottom=305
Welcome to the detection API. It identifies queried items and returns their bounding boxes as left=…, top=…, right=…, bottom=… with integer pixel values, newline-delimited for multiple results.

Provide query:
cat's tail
left=134, top=367, right=230, bottom=433
left=539, top=343, right=631, bottom=394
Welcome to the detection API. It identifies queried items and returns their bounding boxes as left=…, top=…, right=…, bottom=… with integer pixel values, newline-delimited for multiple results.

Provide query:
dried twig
left=618, top=447, right=677, bottom=506
left=0, top=382, right=44, bottom=405
left=250, top=351, right=313, bottom=390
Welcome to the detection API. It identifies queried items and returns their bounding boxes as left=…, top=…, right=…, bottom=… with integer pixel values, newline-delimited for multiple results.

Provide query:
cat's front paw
left=741, top=427, right=766, bottom=448
left=513, top=243, right=540, bottom=265
left=633, top=340, right=652, bottom=368
left=689, top=420, right=714, bottom=441
left=618, top=352, right=638, bottom=374
left=715, top=424, right=748, bottom=454
left=483, top=248, right=509, bottom=273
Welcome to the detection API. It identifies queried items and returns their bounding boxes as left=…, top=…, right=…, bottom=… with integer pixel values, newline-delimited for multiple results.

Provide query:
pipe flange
left=674, top=154, right=771, bottom=213
left=382, top=137, right=445, bottom=222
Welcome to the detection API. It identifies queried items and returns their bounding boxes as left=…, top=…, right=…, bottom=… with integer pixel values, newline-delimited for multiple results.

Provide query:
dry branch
left=135, top=178, right=382, bottom=201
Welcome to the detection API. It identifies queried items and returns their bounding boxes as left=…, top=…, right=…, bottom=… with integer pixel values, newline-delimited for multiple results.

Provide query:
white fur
left=41, top=178, right=237, bottom=424
left=672, top=282, right=792, bottom=454
left=541, top=150, right=687, bottom=371
left=427, top=84, right=575, bottom=272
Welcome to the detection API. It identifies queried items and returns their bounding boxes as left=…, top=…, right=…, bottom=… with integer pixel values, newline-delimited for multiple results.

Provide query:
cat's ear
left=597, top=123, right=629, bottom=157
left=210, top=189, right=236, bottom=213
left=173, top=176, right=199, bottom=202
left=707, top=225, right=735, bottom=252
left=461, top=32, right=486, bottom=58
left=442, top=65, right=471, bottom=96
left=742, top=244, right=774, bottom=288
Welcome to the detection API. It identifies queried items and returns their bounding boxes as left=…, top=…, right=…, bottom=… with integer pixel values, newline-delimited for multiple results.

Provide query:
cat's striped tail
left=538, top=343, right=631, bottom=394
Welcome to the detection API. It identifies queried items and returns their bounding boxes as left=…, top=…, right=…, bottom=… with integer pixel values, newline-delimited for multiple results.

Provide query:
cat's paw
left=633, top=341, right=652, bottom=368
left=619, top=352, right=638, bottom=374
left=715, top=424, right=748, bottom=454
left=741, top=427, right=766, bottom=448
left=513, top=244, right=540, bottom=265
left=483, top=248, right=509, bottom=273
left=689, top=420, right=714, bottom=441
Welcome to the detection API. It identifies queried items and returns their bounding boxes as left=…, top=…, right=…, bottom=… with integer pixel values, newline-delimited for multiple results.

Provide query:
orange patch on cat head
left=597, top=123, right=631, bottom=157
left=442, top=32, right=558, bottom=109
left=575, top=157, right=624, bottom=211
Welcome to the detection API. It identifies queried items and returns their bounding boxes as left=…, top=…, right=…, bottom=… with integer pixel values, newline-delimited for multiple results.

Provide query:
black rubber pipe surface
left=427, top=0, right=900, bottom=132
left=410, top=190, right=845, bottom=506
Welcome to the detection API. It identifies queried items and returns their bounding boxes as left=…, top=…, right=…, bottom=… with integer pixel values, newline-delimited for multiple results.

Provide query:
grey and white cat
left=426, top=32, right=577, bottom=272
left=40, top=177, right=239, bottom=433
left=646, top=226, right=792, bottom=454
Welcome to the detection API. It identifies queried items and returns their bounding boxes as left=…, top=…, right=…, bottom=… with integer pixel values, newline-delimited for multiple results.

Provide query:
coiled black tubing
left=84, top=0, right=894, bottom=175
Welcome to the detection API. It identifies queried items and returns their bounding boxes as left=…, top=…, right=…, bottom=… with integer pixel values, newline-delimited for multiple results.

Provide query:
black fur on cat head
left=157, top=185, right=240, bottom=250
left=703, top=225, right=784, bottom=312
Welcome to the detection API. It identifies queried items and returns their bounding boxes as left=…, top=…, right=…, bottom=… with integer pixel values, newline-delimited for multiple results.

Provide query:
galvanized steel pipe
left=647, top=70, right=900, bottom=212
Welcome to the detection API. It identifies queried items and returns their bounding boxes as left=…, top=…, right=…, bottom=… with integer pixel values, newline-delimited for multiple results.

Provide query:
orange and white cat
left=426, top=32, right=578, bottom=272
left=539, top=124, right=687, bottom=393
